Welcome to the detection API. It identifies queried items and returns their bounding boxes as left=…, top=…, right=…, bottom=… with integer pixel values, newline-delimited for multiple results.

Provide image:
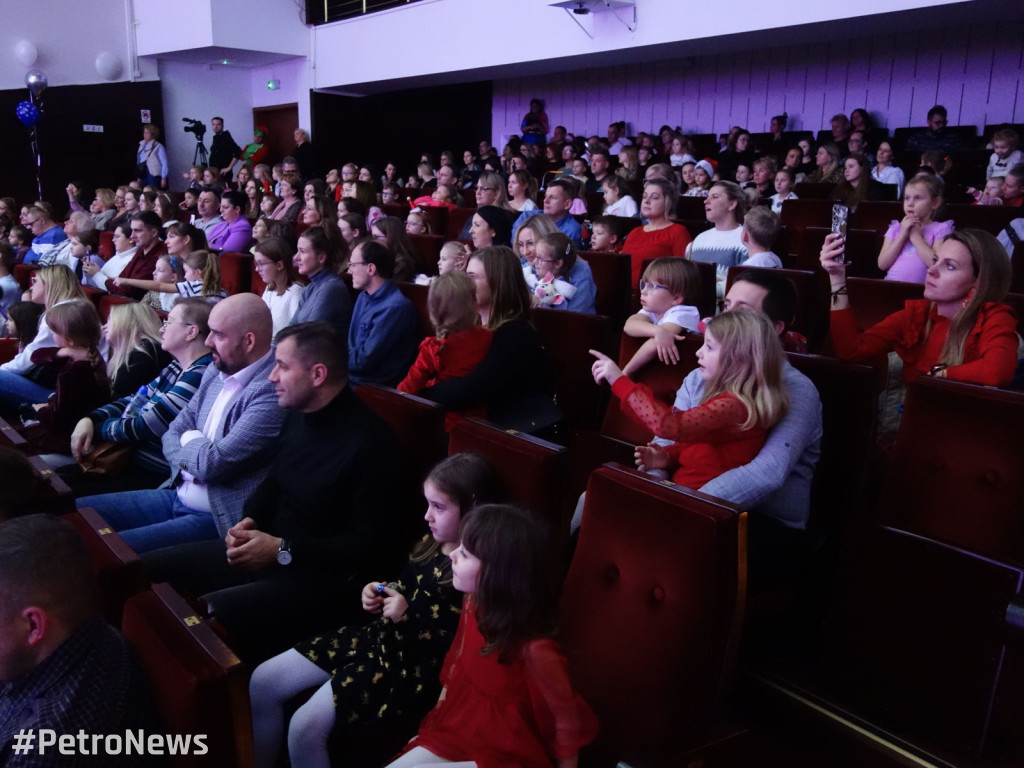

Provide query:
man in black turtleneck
left=143, top=321, right=406, bottom=662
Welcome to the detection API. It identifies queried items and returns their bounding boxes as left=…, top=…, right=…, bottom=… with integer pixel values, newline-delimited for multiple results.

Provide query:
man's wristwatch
left=276, top=539, right=292, bottom=566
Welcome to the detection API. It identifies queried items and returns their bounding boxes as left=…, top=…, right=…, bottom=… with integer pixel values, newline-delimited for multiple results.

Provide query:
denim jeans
left=0, top=369, right=54, bottom=409
left=75, top=488, right=219, bottom=553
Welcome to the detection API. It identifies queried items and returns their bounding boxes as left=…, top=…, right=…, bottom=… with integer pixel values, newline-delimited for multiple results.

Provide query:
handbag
left=78, top=440, right=135, bottom=477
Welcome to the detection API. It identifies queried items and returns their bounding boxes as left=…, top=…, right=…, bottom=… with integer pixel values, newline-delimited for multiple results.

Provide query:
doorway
left=252, top=104, right=298, bottom=166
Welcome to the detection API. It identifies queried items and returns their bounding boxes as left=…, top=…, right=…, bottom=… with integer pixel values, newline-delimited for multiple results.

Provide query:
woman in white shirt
left=82, top=222, right=136, bottom=291
left=871, top=140, right=906, bottom=199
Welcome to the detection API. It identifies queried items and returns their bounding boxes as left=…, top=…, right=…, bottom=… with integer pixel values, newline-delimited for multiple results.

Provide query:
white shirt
left=263, top=283, right=305, bottom=336
left=176, top=352, right=271, bottom=512
left=604, top=196, right=639, bottom=217
left=742, top=251, right=784, bottom=268
left=639, top=303, right=701, bottom=332
left=85, top=247, right=136, bottom=290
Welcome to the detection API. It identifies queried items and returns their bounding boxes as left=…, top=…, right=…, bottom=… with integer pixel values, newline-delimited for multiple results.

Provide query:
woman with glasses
left=67, top=298, right=214, bottom=492
left=253, top=237, right=304, bottom=335
left=289, top=227, right=352, bottom=337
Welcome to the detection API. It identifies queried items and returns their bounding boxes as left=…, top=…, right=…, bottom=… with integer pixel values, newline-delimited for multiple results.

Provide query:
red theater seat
left=96, top=293, right=137, bottom=323
left=561, top=464, right=746, bottom=764
left=219, top=252, right=253, bottom=295
left=448, top=416, right=569, bottom=533
left=725, top=266, right=830, bottom=353
left=844, top=276, right=924, bottom=332
left=121, top=583, right=253, bottom=768
left=63, top=507, right=148, bottom=625
left=580, top=250, right=632, bottom=329
left=532, top=307, right=612, bottom=433
left=408, top=233, right=444, bottom=275
left=396, top=282, right=432, bottom=340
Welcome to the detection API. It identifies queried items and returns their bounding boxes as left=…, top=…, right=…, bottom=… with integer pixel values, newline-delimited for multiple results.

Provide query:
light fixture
left=267, top=79, right=281, bottom=91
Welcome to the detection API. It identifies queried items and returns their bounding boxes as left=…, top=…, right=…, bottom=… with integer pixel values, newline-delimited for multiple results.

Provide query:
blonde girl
left=591, top=308, right=789, bottom=489
left=115, top=250, right=226, bottom=304
left=104, top=303, right=166, bottom=398
left=406, top=210, right=431, bottom=236
left=398, top=271, right=493, bottom=429
left=878, top=174, right=953, bottom=283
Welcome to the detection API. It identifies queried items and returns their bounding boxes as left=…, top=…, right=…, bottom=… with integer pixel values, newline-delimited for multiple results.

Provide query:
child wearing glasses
left=621, top=257, right=701, bottom=376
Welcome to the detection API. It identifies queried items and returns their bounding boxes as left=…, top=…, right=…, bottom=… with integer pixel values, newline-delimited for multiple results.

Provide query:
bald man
left=76, top=294, right=287, bottom=553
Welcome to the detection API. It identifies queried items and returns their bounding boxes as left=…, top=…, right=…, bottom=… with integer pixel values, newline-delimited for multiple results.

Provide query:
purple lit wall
left=492, top=22, right=1024, bottom=143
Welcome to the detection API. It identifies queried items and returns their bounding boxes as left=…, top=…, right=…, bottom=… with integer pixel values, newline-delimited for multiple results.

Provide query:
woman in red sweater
left=622, top=177, right=692, bottom=288
left=820, top=228, right=1017, bottom=386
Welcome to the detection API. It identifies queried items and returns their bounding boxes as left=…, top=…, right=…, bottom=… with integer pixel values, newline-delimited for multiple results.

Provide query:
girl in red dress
left=397, top=271, right=493, bottom=430
left=590, top=309, right=790, bottom=489
left=387, top=504, right=599, bottom=768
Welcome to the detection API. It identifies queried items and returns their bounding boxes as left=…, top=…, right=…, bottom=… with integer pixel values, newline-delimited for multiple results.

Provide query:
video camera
left=182, top=117, right=206, bottom=140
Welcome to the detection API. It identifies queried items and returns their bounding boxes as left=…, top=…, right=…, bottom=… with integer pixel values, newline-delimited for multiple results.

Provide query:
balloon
left=25, top=69, right=47, bottom=98
left=14, top=40, right=38, bottom=67
left=95, top=52, right=122, bottom=81
left=15, top=101, right=39, bottom=127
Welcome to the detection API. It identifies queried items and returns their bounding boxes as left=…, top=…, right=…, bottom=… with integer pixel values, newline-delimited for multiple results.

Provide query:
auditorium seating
left=824, top=523, right=1023, bottom=758
left=96, top=293, right=136, bottom=322
left=844, top=276, right=924, bottom=332
left=532, top=307, right=613, bottom=433
left=561, top=463, right=746, bottom=765
left=850, top=201, right=902, bottom=236
left=64, top=507, right=148, bottom=625
left=122, top=583, right=253, bottom=768
left=945, top=204, right=1021, bottom=236
left=873, top=378, right=1024, bottom=567
left=219, top=252, right=253, bottom=295
left=98, top=230, right=115, bottom=259
left=395, top=281, right=433, bottom=340
left=446, top=207, right=474, bottom=241
left=1013, top=242, right=1024, bottom=294
left=448, top=416, right=569, bottom=533
left=582, top=249, right=632, bottom=329
left=408, top=233, right=444, bottom=275
left=794, top=227, right=884, bottom=279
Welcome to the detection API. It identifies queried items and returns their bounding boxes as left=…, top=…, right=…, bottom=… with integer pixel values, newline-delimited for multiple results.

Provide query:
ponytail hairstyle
left=183, top=250, right=222, bottom=298
left=460, top=504, right=558, bottom=663
left=934, top=229, right=1011, bottom=368
left=702, top=309, right=789, bottom=430
left=411, top=453, right=503, bottom=568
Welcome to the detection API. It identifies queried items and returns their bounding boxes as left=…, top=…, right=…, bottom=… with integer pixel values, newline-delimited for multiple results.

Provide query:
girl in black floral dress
left=249, top=453, right=502, bottom=768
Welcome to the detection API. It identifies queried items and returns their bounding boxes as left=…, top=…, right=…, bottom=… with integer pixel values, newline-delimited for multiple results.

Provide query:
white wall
left=310, top=0, right=964, bottom=90
left=251, top=59, right=313, bottom=131
left=492, top=20, right=1024, bottom=142
left=135, top=0, right=307, bottom=56
left=0, top=0, right=156, bottom=90
left=158, top=60, right=255, bottom=187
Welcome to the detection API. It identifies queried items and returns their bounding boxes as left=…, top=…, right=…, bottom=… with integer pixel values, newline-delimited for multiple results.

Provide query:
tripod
left=192, top=138, right=209, bottom=167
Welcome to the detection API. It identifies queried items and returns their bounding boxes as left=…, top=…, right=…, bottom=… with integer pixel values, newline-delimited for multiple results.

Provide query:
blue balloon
left=16, top=100, right=39, bottom=127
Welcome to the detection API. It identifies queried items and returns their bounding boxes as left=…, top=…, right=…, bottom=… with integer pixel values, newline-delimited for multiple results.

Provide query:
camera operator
left=137, top=124, right=168, bottom=190
left=210, top=117, right=243, bottom=182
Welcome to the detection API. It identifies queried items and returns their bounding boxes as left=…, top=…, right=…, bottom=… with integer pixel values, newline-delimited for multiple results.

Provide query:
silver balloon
left=25, top=69, right=47, bottom=98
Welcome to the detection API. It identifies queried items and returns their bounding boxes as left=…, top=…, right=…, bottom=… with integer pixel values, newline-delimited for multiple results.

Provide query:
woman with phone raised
left=820, top=228, right=1017, bottom=387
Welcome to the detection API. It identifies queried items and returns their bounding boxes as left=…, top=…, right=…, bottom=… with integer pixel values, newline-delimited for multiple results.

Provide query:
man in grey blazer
left=76, top=294, right=286, bottom=553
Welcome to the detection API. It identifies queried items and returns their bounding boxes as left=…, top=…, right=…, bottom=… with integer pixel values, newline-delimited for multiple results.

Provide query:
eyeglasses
left=534, top=256, right=560, bottom=266
left=639, top=279, right=671, bottom=293
left=253, top=260, right=274, bottom=270
left=26, top=219, right=41, bottom=228
left=162, top=319, right=194, bottom=328
left=346, top=260, right=368, bottom=273
left=476, top=186, right=496, bottom=193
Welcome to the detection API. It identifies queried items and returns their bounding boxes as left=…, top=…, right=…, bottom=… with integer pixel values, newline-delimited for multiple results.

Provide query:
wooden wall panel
left=492, top=21, right=1024, bottom=144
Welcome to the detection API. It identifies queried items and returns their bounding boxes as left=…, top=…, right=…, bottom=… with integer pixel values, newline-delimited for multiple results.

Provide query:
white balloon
left=95, top=52, right=122, bottom=81
left=14, top=40, right=38, bottom=67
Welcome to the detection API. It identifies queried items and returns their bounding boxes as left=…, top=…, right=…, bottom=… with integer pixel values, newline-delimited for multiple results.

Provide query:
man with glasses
left=23, top=206, right=67, bottom=265
left=76, top=294, right=285, bottom=553
left=346, top=239, right=417, bottom=387
left=906, top=105, right=962, bottom=154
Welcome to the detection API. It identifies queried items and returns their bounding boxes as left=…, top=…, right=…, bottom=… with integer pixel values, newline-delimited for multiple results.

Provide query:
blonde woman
left=104, top=303, right=169, bottom=398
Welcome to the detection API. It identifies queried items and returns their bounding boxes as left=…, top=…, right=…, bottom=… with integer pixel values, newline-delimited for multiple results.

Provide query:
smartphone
left=831, top=203, right=850, bottom=263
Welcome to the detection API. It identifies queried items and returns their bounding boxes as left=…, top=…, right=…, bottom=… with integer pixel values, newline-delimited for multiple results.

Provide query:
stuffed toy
left=534, top=271, right=577, bottom=307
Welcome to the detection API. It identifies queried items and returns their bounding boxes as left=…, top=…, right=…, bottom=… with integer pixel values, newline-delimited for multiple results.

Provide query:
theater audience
left=822, top=228, right=1016, bottom=386
left=878, top=174, right=953, bottom=283
left=529, top=231, right=597, bottom=313
left=75, top=294, right=285, bottom=553
left=289, top=227, right=351, bottom=336
left=831, top=153, right=892, bottom=210
left=70, top=298, right=213, bottom=493
left=103, top=212, right=167, bottom=300
left=687, top=181, right=750, bottom=270
left=347, top=239, right=418, bottom=387
left=622, top=177, right=693, bottom=287
left=142, top=321, right=406, bottom=662
left=905, top=105, right=963, bottom=154
left=805, top=142, right=843, bottom=184
left=192, top=189, right=223, bottom=236
left=420, top=246, right=559, bottom=435
left=207, top=190, right=255, bottom=253
left=370, top=216, right=419, bottom=282
left=24, top=206, right=67, bottom=265
left=105, top=302, right=170, bottom=398
left=871, top=140, right=906, bottom=198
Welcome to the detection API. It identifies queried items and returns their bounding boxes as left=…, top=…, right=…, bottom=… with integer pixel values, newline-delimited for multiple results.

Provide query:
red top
left=612, top=378, right=766, bottom=489
left=405, top=600, right=598, bottom=768
left=622, top=224, right=693, bottom=287
left=830, top=300, right=1018, bottom=386
left=397, top=326, right=492, bottom=429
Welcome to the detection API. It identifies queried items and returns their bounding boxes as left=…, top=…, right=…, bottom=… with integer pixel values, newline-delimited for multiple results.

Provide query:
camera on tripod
left=182, top=117, right=206, bottom=140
